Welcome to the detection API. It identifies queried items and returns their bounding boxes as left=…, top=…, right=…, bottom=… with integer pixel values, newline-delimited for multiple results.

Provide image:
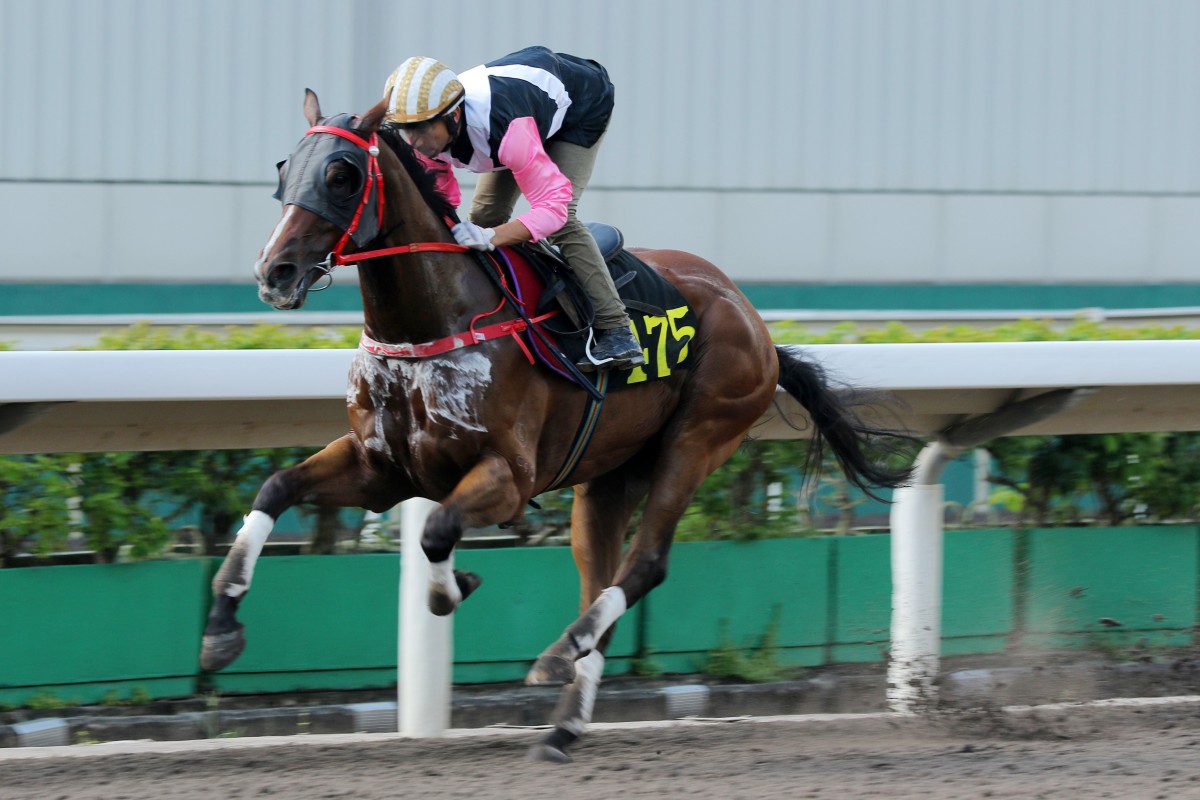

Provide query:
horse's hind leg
left=528, top=413, right=754, bottom=688
left=201, top=435, right=401, bottom=671
left=529, top=470, right=647, bottom=763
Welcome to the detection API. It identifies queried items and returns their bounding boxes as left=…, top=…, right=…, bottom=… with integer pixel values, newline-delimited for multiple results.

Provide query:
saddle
left=498, top=222, right=698, bottom=393
left=527, top=222, right=627, bottom=330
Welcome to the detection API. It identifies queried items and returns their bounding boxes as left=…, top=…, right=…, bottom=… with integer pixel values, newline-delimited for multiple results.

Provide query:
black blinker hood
left=273, top=114, right=380, bottom=247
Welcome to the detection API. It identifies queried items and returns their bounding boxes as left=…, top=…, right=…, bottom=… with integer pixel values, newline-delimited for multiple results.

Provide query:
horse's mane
left=376, top=124, right=459, bottom=223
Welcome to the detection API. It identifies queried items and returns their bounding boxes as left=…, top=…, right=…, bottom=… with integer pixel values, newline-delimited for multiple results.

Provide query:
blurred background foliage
left=3, top=320, right=1199, bottom=566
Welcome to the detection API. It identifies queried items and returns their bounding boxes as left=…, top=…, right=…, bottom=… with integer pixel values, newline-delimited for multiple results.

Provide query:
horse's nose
left=266, top=261, right=299, bottom=288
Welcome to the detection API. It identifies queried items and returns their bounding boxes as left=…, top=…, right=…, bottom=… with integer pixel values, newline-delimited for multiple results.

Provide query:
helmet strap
left=441, top=106, right=462, bottom=148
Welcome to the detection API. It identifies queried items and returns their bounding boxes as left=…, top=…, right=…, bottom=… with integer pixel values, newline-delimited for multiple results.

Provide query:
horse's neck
left=356, top=179, right=493, bottom=346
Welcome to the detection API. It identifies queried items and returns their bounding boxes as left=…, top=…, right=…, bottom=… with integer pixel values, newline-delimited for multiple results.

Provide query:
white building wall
left=0, top=0, right=1197, bottom=285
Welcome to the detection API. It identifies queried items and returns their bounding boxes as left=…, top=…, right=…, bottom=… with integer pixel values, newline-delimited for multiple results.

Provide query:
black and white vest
left=446, top=46, right=616, bottom=173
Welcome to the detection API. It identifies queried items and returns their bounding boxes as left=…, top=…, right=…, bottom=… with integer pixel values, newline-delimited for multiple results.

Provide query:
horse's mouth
left=259, top=284, right=308, bottom=311
left=258, top=265, right=325, bottom=310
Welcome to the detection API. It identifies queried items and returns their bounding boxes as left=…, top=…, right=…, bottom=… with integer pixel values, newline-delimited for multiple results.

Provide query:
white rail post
left=887, top=442, right=949, bottom=713
left=887, top=388, right=1091, bottom=714
left=398, top=497, right=452, bottom=736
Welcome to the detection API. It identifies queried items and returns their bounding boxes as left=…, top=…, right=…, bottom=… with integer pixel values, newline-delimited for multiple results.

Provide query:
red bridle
left=304, top=124, right=468, bottom=269
left=295, top=123, right=558, bottom=364
left=299, top=123, right=544, bottom=361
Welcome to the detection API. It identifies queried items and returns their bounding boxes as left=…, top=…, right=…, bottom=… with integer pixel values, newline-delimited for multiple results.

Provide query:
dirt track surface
left=3, top=701, right=1200, bottom=799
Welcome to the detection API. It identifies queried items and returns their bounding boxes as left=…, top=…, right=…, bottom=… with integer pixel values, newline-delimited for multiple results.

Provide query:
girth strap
left=543, top=370, right=610, bottom=493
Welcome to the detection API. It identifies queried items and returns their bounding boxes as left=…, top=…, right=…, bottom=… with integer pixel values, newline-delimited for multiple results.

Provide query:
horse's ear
left=357, top=98, right=388, bottom=135
left=303, top=89, right=322, bottom=126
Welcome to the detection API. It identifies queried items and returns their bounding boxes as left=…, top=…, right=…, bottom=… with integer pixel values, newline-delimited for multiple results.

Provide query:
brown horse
left=201, top=90, right=912, bottom=762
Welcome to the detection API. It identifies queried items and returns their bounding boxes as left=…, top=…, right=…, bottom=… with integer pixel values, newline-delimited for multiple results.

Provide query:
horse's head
left=255, top=90, right=388, bottom=310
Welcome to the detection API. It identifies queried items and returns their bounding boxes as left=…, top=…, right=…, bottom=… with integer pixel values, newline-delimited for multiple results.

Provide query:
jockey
left=382, top=46, right=646, bottom=372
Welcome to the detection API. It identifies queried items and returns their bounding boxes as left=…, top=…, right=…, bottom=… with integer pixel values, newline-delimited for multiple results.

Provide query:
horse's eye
left=325, top=161, right=361, bottom=198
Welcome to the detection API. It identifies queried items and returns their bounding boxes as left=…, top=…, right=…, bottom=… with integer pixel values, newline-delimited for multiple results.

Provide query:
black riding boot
left=577, top=326, right=647, bottom=372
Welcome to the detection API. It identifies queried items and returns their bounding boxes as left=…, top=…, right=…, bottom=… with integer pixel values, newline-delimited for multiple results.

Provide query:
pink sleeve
left=415, top=151, right=462, bottom=208
left=497, top=117, right=573, bottom=241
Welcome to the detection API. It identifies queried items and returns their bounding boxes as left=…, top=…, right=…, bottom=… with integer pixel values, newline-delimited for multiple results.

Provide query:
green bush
left=675, top=440, right=819, bottom=542
left=90, top=321, right=358, bottom=351
left=768, top=317, right=1200, bottom=345
left=0, top=456, right=75, bottom=565
left=704, top=610, right=791, bottom=683
left=986, top=432, right=1200, bottom=526
left=71, top=453, right=174, bottom=563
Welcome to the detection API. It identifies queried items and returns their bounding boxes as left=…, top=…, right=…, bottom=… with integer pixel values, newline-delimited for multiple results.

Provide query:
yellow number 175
left=627, top=305, right=695, bottom=384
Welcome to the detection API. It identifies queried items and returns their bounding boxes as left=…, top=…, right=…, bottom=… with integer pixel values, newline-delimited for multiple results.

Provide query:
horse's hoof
left=525, top=653, right=577, bottom=686
left=427, top=571, right=482, bottom=617
left=200, top=626, right=245, bottom=672
left=455, top=570, right=482, bottom=601
left=427, top=590, right=458, bottom=617
left=526, top=743, right=572, bottom=764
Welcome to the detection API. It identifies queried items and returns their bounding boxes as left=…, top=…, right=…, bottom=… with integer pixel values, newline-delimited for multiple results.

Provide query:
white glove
left=451, top=221, right=496, bottom=251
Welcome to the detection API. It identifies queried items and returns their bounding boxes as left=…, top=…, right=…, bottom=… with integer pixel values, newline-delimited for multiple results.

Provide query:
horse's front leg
left=201, top=435, right=401, bottom=671
left=422, top=453, right=525, bottom=616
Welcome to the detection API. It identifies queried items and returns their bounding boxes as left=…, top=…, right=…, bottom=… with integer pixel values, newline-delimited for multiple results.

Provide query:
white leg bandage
left=575, top=587, right=627, bottom=653
left=224, top=510, right=274, bottom=598
left=561, top=651, right=606, bottom=735
left=428, top=558, right=462, bottom=606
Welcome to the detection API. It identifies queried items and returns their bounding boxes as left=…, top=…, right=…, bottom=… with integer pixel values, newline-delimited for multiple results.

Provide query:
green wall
left=1020, top=527, right=1199, bottom=650
left=209, top=554, right=401, bottom=695
left=1, top=526, right=1196, bottom=706
left=0, top=559, right=208, bottom=705
left=643, top=538, right=833, bottom=673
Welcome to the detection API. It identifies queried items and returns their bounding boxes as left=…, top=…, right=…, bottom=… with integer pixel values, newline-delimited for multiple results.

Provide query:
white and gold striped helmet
left=383, top=57, right=465, bottom=125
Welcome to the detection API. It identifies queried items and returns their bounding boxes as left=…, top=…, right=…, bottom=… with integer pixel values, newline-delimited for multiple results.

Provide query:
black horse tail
left=775, top=345, right=918, bottom=501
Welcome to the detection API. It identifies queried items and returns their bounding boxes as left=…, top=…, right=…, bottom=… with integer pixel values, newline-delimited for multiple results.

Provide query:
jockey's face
left=399, top=108, right=459, bottom=159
